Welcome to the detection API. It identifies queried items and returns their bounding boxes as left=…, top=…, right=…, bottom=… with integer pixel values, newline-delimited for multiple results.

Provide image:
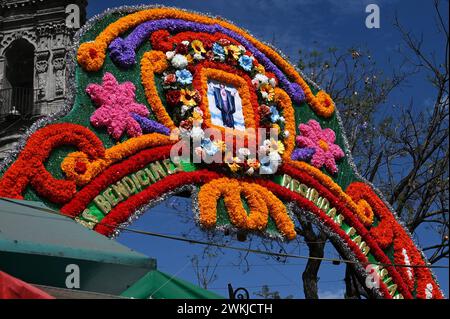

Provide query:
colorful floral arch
left=0, top=5, right=443, bottom=299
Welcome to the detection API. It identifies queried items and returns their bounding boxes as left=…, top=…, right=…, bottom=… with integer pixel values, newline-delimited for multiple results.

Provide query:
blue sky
left=85, top=0, right=449, bottom=298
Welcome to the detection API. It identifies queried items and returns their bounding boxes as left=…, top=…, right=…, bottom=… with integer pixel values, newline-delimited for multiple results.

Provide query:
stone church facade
left=0, top=0, right=87, bottom=158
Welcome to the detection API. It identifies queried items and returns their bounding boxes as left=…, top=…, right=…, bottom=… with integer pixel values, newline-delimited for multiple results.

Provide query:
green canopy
left=121, top=270, right=224, bottom=299
left=0, top=198, right=223, bottom=299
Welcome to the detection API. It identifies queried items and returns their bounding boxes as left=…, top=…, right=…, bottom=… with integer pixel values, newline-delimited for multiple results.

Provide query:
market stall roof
left=0, top=198, right=156, bottom=295
left=0, top=198, right=224, bottom=299
left=121, top=270, right=224, bottom=299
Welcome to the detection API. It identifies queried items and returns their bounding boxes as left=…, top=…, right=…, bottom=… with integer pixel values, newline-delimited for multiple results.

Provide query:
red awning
left=0, top=271, right=54, bottom=299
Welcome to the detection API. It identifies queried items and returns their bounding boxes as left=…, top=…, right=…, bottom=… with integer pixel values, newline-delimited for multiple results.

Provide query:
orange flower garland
left=273, top=88, right=296, bottom=161
left=250, top=183, right=297, bottom=239
left=77, top=41, right=106, bottom=72
left=140, top=50, right=176, bottom=130
left=198, top=177, right=296, bottom=239
left=76, top=8, right=335, bottom=117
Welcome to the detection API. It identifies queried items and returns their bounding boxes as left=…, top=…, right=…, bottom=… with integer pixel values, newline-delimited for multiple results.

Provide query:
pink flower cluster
left=296, top=119, right=344, bottom=174
left=86, top=72, right=150, bottom=140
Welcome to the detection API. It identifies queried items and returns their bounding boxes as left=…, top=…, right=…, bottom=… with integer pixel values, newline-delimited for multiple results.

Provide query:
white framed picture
left=207, top=80, right=246, bottom=131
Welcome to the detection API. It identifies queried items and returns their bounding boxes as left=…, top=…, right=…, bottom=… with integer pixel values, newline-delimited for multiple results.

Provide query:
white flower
left=238, top=148, right=251, bottom=157
left=181, top=105, right=190, bottom=116
left=181, top=40, right=190, bottom=46
left=171, top=54, right=188, bottom=69
left=193, top=53, right=204, bottom=61
left=258, top=151, right=281, bottom=175
left=279, top=116, right=285, bottom=123
left=166, top=51, right=175, bottom=60
left=246, top=167, right=255, bottom=175
left=268, top=150, right=281, bottom=162
left=284, top=130, right=290, bottom=138
left=238, top=45, right=246, bottom=53
left=269, top=77, right=277, bottom=87
left=261, top=91, right=269, bottom=99
left=253, top=73, right=269, bottom=88
left=263, top=139, right=271, bottom=147
left=191, top=126, right=204, bottom=140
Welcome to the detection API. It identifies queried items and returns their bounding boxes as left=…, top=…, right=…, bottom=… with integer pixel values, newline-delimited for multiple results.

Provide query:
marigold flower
left=260, top=84, right=275, bottom=101
left=180, top=89, right=198, bottom=107
left=191, top=39, right=206, bottom=54
left=226, top=44, right=241, bottom=60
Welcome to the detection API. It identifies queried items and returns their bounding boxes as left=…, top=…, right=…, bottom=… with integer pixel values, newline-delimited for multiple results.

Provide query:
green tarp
left=121, top=270, right=224, bottom=299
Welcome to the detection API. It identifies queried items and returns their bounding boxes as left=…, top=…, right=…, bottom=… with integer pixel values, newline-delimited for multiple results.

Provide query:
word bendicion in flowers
left=0, top=6, right=443, bottom=299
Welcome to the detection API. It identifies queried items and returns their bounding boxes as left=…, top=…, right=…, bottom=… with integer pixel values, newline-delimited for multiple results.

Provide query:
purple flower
left=291, top=147, right=315, bottom=161
left=107, top=19, right=306, bottom=103
left=109, top=38, right=136, bottom=69
left=289, top=83, right=306, bottom=104
left=131, top=113, right=171, bottom=136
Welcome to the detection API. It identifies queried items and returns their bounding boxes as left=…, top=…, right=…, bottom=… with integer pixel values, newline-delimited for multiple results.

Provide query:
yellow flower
left=226, top=45, right=241, bottom=60
left=276, top=141, right=285, bottom=154
left=255, top=64, right=265, bottom=74
left=260, top=84, right=275, bottom=101
left=191, top=40, right=206, bottom=54
left=271, top=123, right=280, bottom=134
left=228, top=161, right=241, bottom=172
left=185, top=54, right=194, bottom=64
left=269, top=139, right=285, bottom=154
left=213, top=140, right=226, bottom=152
left=227, top=156, right=242, bottom=172
left=192, top=110, right=203, bottom=121
left=247, top=158, right=260, bottom=169
left=180, top=89, right=197, bottom=107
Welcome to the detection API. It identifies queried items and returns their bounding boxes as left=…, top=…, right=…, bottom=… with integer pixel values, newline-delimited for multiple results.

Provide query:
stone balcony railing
left=0, top=87, right=40, bottom=119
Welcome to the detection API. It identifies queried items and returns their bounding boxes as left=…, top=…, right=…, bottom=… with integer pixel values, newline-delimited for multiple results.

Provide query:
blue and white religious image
left=207, top=80, right=246, bottom=131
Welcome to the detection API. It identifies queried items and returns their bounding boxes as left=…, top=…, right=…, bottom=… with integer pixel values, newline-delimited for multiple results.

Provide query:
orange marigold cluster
left=198, top=177, right=296, bottom=239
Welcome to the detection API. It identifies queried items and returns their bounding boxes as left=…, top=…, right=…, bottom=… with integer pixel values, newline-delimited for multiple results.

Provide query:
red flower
left=74, top=161, right=87, bottom=174
left=150, top=30, right=172, bottom=51
left=226, top=55, right=237, bottom=66
left=217, top=38, right=231, bottom=46
left=163, top=73, right=177, bottom=85
left=180, top=119, right=193, bottom=130
left=176, top=42, right=189, bottom=55
left=259, top=104, right=271, bottom=118
left=202, top=38, right=213, bottom=49
left=166, top=90, right=181, bottom=106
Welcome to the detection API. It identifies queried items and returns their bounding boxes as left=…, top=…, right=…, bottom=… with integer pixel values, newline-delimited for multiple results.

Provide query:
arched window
left=3, top=38, right=35, bottom=116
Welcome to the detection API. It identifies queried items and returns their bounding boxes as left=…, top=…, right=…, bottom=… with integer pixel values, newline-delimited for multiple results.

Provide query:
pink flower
left=296, top=120, right=344, bottom=174
left=86, top=72, right=149, bottom=140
